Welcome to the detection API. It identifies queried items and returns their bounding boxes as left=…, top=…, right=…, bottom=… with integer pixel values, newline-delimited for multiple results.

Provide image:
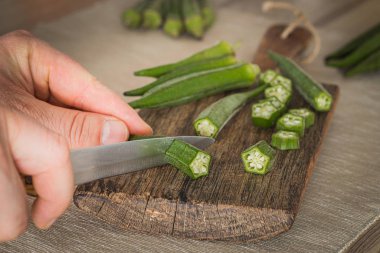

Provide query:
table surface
left=1, top=0, right=380, bottom=252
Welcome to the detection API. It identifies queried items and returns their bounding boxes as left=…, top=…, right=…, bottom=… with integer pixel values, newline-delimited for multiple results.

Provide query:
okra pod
left=134, top=41, right=234, bottom=77
left=264, top=84, right=292, bottom=104
left=326, top=33, right=380, bottom=68
left=129, top=63, right=259, bottom=109
left=198, top=0, right=215, bottom=29
left=345, top=48, right=380, bottom=77
left=241, top=140, right=276, bottom=175
left=271, top=130, right=300, bottom=150
left=124, top=56, right=237, bottom=96
left=194, top=80, right=266, bottom=139
left=275, top=113, right=306, bottom=137
left=326, top=22, right=380, bottom=62
left=122, top=0, right=151, bottom=29
left=165, top=139, right=211, bottom=179
left=182, top=0, right=204, bottom=39
left=251, top=100, right=284, bottom=128
left=143, top=0, right=164, bottom=29
left=288, top=108, right=315, bottom=128
left=163, top=0, right=184, bottom=37
left=269, top=51, right=333, bottom=112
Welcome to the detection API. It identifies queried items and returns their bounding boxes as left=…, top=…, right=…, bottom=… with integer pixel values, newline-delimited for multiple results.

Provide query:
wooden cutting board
left=73, top=25, right=339, bottom=242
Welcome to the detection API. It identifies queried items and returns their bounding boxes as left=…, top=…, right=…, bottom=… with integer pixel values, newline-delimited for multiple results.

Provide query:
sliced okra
left=260, top=96, right=287, bottom=114
left=264, top=84, right=292, bottom=104
left=259, top=70, right=278, bottom=86
left=241, top=140, right=276, bottom=175
left=165, top=139, right=211, bottom=179
left=276, top=113, right=306, bottom=136
left=288, top=108, right=315, bottom=128
left=270, top=75, right=292, bottom=91
left=251, top=100, right=283, bottom=128
left=271, top=130, right=300, bottom=150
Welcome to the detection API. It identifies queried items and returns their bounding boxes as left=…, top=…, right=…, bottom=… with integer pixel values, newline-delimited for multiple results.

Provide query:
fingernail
left=102, top=120, right=128, bottom=145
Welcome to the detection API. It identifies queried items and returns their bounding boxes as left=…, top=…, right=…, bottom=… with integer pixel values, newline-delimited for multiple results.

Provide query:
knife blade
left=71, top=136, right=214, bottom=185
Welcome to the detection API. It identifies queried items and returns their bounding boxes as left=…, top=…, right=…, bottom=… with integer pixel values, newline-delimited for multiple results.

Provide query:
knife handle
left=21, top=175, right=37, bottom=197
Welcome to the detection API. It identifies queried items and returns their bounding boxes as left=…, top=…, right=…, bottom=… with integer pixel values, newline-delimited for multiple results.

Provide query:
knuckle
left=68, top=112, right=103, bottom=147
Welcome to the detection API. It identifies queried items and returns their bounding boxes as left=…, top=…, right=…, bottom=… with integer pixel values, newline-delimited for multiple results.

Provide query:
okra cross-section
left=260, top=70, right=278, bottom=86
left=241, top=140, right=276, bottom=175
left=264, top=84, right=292, bottom=104
left=271, top=75, right=292, bottom=91
left=165, top=139, right=211, bottom=179
left=276, top=113, right=306, bottom=136
left=271, top=130, right=300, bottom=150
left=251, top=100, right=283, bottom=128
left=289, top=108, right=315, bottom=128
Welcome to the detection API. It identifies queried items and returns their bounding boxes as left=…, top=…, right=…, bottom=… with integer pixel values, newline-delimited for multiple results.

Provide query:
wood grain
left=253, top=25, right=312, bottom=71
left=74, top=84, right=339, bottom=242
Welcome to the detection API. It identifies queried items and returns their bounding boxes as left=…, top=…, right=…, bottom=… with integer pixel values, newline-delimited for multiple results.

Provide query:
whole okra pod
left=124, top=56, right=237, bottom=96
left=345, top=48, right=380, bottom=77
left=122, top=0, right=151, bottom=29
left=129, top=63, right=258, bottom=109
left=163, top=0, right=184, bottom=38
left=198, top=0, right=215, bottom=29
left=143, top=0, right=164, bottom=29
left=182, top=0, right=204, bottom=39
left=134, top=41, right=235, bottom=77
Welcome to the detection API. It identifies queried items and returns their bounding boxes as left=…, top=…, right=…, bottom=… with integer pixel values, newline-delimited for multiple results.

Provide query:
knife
left=23, top=136, right=214, bottom=193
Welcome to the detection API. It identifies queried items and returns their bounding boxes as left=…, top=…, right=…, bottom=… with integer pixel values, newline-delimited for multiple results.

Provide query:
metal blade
left=70, top=136, right=214, bottom=185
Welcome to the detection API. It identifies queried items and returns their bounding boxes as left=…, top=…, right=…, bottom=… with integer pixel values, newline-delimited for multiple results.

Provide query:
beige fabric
left=1, top=0, right=380, bottom=252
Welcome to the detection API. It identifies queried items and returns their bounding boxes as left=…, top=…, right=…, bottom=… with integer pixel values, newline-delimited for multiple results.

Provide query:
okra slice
left=289, top=108, right=315, bottom=128
left=271, top=131, right=300, bottom=150
left=251, top=100, right=282, bottom=128
left=194, top=81, right=266, bottom=138
left=264, top=84, right=292, bottom=104
left=260, top=96, right=287, bottom=114
left=134, top=41, right=234, bottom=77
left=241, top=140, right=276, bottom=175
left=269, top=51, right=333, bottom=112
left=165, top=139, right=211, bottom=179
left=276, top=113, right=306, bottom=136
left=270, top=75, right=292, bottom=91
left=259, top=70, right=278, bottom=86
left=129, top=63, right=259, bottom=109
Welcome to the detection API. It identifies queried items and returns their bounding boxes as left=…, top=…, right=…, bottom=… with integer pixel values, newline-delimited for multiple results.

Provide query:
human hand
left=0, top=30, right=152, bottom=241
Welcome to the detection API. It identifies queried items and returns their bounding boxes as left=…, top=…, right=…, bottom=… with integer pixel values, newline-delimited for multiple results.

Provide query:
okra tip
left=143, top=10, right=162, bottom=29
left=122, top=10, right=141, bottom=28
left=185, top=15, right=204, bottom=38
left=163, top=19, right=183, bottom=38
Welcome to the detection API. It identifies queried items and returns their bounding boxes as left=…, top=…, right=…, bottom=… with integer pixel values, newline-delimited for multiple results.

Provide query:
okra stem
left=194, top=78, right=265, bottom=139
left=124, top=56, right=237, bottom=96
left=129, top=63, right=258, bottom=109
left=345, top=48, right=380, bottom=77
left=269, top=51, right=333, bottom=112
left=142, top=0, right=164, bottom=29
left=134, top=41, right=234, bottom=77
left=165, top=139, right=211, bottom=179
left=182, top=0, right=204, bottom=39
left=163, top=0, right=183, bottom=37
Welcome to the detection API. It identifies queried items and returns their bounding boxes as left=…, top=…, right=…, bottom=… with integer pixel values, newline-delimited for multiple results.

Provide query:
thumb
left=5, top=108, right=74, bottom=229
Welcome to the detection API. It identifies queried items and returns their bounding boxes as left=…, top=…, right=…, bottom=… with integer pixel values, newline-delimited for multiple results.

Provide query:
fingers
left=0, top=116, right=28, bottom=241
left=4, top=108, right=74, bottom=229
left=16, top=31, right=152, bottom=136
left=32, top=100, right=129, bottom=148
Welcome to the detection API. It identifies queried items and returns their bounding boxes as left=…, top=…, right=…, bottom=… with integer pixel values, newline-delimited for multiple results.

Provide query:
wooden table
left=1, top=0, right=379, bottom=252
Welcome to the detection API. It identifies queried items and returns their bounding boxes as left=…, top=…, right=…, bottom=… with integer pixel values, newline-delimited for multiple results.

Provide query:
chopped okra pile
left=122, top=0, right=215, bottom=39
left=126, top=43, right=333, bottom=178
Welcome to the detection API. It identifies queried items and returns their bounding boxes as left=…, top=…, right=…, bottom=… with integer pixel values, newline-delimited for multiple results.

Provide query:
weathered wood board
left=74, top=83, right=339, bottom=242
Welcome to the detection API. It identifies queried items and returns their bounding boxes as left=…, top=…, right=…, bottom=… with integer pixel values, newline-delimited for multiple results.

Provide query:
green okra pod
left=124, top=56, right=237, bottom=96
left=345, top=48, right=380, bottom=77
left=326, top=22, right=380, bottom=62
left=271, top=131, right=300, bottom=150
left=122, top=0, right=151, bottom=29
left=143, top=0, right=164, bottom=29
left=198, top=0, right=215, bottom=29
left=326, top=33, right=380, bottom=68
left=182, top=0, right=204, bottom=39
left=241, top=140, right=276, bottom=175
left=269, top=51, right=333, bottom=112
left=129, top=63, right=259, bottom=109
left=165, top=139, right=211, bottom=179
left=163, top=0, right=184, bottom=37
left=134, top=41, right=235, bottom=77
left=194, top=79, right=265, bottom=139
